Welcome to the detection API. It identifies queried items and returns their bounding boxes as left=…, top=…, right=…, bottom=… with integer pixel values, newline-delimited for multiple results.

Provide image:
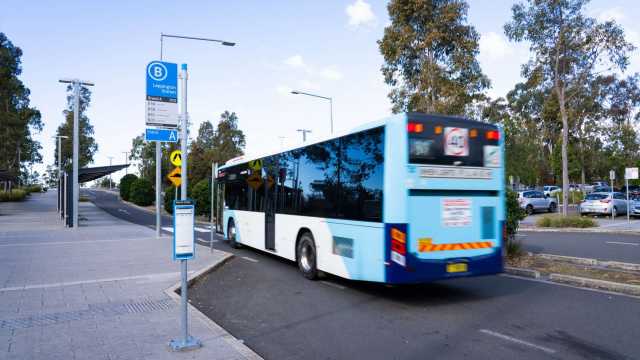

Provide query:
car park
left=579, top=192, right=629, bottom=217
left=518, top=190, right=557, bottom=215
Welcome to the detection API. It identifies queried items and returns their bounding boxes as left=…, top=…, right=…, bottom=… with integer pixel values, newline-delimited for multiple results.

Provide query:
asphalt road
left=86, top=189, right=640, bottom=360
left=518, top=231, right=640, bottom=263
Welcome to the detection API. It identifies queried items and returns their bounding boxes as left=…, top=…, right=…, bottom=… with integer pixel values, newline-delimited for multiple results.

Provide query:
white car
left=543, top=186, right=561, bottom=197
left=518, top=190, right=557, bottom=215
left=579, top=192, right=628, bottom=217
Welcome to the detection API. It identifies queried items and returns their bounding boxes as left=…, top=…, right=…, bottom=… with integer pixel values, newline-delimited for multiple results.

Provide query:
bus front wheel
left=228, top=219, right=241, bottom=249
left=297, top=232, right=318, bottom=280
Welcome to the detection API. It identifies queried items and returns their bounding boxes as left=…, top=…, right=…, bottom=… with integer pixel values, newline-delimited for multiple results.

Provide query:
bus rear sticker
left=483, top=145, right=500, bottom=167
left=444, top=127, right=469, bottom=156
left=442, top=199, right=472, bottom=227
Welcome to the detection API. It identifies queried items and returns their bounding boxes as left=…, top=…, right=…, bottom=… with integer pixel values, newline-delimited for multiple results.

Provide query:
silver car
left=518, top=190, right=557, bottom=215
left=579, top=192, right=628, bottom=217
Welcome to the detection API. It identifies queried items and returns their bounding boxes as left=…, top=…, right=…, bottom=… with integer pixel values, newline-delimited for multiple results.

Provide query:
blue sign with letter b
left=146, top=61, right=178, bottom=102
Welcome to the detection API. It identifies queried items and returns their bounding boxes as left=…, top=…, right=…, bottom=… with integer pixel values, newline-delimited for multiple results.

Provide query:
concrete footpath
left=0, top=190, right=260, bottom=360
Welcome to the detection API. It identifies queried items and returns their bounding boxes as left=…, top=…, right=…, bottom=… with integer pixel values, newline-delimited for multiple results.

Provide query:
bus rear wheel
left=228, top=219, right=241, bottom=249
left=297, top=232, right=318, bottom=280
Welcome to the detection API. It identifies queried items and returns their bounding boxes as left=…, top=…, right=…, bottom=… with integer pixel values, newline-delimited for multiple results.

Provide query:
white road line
left=194, top=227, right=211, bottom=233
left=0, top=271, right=194, bottom=292
left=162, top=227, right=174, bottom=232
left=320, top=281, right=346, bottom=290
left=241, top=256, right=259, bottom=263
left=479, top=329, right=556, bottom=355
left=117, top=209, right=130, bottom=215
left=606, top=241, right=639, bottom=246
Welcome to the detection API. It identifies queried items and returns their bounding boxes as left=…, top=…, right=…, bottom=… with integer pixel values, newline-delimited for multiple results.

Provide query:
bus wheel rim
left=300, top=243, right=313, bottom=271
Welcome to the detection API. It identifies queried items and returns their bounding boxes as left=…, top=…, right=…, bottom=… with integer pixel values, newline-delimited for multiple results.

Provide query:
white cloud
left=594, top=7, right=625, bottom=23
left=284, top=55, right=306, bottom=68
left=479, top=32, right=513, bottom=61
left=320, top=67, right=343, bottom=80
left=346, top=0, right=376, bottom=27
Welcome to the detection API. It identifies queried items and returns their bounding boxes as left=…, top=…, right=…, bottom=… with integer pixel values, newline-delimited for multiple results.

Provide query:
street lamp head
left=291, top=91, right=299, bottom=95
left=53, top=135, right=69, bottom=139
left=221, top=41, right=236, bottom=46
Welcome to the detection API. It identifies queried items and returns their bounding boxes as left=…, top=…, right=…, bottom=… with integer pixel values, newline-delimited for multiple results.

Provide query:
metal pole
left=72, top=81, right=79, bottom=229
left=329, top=97, right=333, bottom=134
left=611, top=175, right=615, bottom=221
left=156, top=142, right=161, bottom=238
left=627, top=178, right=630, bottom=224
left=123, top=152, right=129, bottom=174
left=210, top=163, right=216, bottom=252
left=180, top=64, right=188, bottom=200
left=58, top=137, right=62, bottom=212
left=107, top=156, right=114, bottom=190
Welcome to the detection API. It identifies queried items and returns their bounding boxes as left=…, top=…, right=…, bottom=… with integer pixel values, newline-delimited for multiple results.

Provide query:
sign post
left=210, top=163, right=217, bottom=252
left=169, top=199, right=200, bottom=351
left=625, top=167, right=639, bottom=224
left=610, top=170, right=616, bottom=221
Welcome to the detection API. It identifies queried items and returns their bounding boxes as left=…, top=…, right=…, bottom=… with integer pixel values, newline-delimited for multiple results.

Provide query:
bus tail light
left=485, top=130, right=500, bottom=140
left=407, top=122, right=424, bottom=133
left=390, top=227, right=407, bottom=267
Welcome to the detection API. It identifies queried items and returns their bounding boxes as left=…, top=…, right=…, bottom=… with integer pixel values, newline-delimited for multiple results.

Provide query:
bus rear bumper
left=384, top=250, right=503, bottom=284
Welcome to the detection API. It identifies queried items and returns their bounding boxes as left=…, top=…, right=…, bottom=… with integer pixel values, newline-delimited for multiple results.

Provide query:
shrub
left=536, top=215, right=597, bottom=228
left=505, top=189, right=526, bottom=258
left=119, top=174, right=138, bottom=201
left=164, top=186, right=182, bottom=214
left=0, top=189, right=28, bottom=202
left=24, top=184, right=42, bottom=193
left=191, top=179, right=211, bottom=216
left=128, top=178, right=154, bottom=206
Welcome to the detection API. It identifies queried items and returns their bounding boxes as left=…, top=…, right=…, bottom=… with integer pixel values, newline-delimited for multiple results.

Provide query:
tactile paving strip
left=0, top=298, right=175, bottom=331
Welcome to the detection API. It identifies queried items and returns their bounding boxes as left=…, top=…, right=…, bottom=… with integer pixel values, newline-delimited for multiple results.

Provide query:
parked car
left=579, top=192, right=629, bottom=217
left=518, top=190, right=557, bottom=215
left=593, top=181, right=608, bottom=188
left=631, top=198, right=640, bottom=217
left=592, top=185, right=612, bottom=193
left=543, top=185, right=561, bottom=197
left=620, top=185, right=640, bottom=196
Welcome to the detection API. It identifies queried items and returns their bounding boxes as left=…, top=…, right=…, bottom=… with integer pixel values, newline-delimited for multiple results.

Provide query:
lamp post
left=53, top=135, right=68, bottom=212
left=291, top=90, right=333, bottom=134
left=160, top=32, right=236, bottom=353
left=297, top=129, right=312, bottom=143
left=122, top=151, right=129, bottom=175
left=107, top=156, right=114, bottom=189
left=59, top=79, right=94, bottom=229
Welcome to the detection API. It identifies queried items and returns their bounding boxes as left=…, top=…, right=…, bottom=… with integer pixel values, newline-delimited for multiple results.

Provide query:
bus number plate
left=446, top=263, right=468, bottom=273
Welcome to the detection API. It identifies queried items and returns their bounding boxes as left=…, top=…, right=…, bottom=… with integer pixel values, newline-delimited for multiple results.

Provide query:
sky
left=2, top=0, right=639, bottom=183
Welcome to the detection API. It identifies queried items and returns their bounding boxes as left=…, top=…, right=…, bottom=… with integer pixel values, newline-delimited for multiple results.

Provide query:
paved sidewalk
left=0, top=191, right=259, bottom=360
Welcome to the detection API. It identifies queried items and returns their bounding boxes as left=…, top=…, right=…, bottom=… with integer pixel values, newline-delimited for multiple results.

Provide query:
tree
left=129, top=178, right=154, bottom=206
left=188, top=111, right=245, bottom=185
left=0, top=33, right=43, bottom=184
left=53, top=84, right=98, bottom=171
left=378, top=0, right=490, bottom=114
left=505, top=0, right=634, bottom=215
left=119, top=174, right=138, bottom=201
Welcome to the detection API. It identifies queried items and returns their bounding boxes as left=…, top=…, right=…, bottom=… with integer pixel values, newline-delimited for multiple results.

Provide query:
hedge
left=119, top=174, right=138, bottom=201
left=129, top=178, right=154, bottom=206
left=0, top=189, right=28, bottom=202
left=536, top=215, right=597, bottom=228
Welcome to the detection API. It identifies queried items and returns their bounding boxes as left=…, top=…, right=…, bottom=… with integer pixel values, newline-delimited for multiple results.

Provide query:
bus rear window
left=408, top=117, right=499, bottom=167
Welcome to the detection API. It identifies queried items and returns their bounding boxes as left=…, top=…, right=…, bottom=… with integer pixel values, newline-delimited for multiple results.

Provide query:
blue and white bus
left=216, top=113, right=504, bottom=283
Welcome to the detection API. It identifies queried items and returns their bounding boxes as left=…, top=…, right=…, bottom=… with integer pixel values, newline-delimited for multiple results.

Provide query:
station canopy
left=78, top=164, right=129, bottom=183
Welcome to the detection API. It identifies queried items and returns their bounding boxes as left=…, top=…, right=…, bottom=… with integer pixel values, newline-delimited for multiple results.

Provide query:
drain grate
left=0, top=298, right=175, bottom=331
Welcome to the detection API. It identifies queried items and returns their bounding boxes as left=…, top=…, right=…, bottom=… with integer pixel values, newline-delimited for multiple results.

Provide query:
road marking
left=162, top=227, right=174, bottom=232
left=479, top=329, right=556, bottom=354
left=0, top=237, right=157, bottom=247
left=194, top=227, right=211, bottom=233
left=241, top=256, right=259, bottom=263
left=320, top=281, right=346, bottom=290
left=606, top=241, right=639, bottom=246
left=117, top=209, right=130, bottom=215
left=0, top=271, right=194, bottom=292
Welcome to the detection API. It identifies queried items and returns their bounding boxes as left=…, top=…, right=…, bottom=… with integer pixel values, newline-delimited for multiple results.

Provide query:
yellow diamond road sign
left=170, top=150, right=182, bottom=167
left=168, top=167, right=182, bottom=187
left=248, top=159, right=262, bottom=171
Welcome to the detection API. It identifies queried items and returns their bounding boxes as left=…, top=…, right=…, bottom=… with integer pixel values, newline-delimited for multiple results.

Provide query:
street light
left=53, top=135, right=68, bottom=213
left=59, top=78, right=94, bottom=229
left=291, top=90, right=333, bottom=134
left=122, top=151, right=129, bottom=175
left=107, top=156, right=114, bottom=190
left=160, top=33, right=235, bottom=59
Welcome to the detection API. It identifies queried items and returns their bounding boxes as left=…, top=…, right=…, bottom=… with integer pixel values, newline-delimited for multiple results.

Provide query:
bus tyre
left=297, top=232, right=318, bottom=280
left=228, top=219, right=241, bottom=249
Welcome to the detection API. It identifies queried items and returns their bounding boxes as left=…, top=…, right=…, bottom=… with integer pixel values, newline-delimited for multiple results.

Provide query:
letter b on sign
left=148, top=62, right=168, bottom=82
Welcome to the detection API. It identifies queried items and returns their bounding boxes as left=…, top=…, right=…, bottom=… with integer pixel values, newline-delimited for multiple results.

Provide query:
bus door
left=264, top=167, right=276, bottom=250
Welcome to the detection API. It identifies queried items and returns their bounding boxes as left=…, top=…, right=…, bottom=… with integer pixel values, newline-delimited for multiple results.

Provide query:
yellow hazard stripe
left=420, top=241, right=492, bottom=252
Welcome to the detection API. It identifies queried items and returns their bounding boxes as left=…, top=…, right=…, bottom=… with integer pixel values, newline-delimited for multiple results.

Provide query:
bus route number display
left=444, top=127, right=469, bottom=157
left=442, top=198, right=472, bottom=227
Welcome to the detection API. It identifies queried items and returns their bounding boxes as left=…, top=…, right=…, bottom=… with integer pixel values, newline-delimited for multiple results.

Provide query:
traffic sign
left=610, top=170, right=616, bottom=180
left=168, top=167, right=182, bottom=187
left=248, top=159, right=263, bottom=171
left=145, top=128, right=178, bottom=142
left=146, top=61, right=178, bottom=127
left=625, top=167, right=639, bottom=180
left=247, top=173, right=262, bottom=190
left=170, top=150, right=182, bottom=166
